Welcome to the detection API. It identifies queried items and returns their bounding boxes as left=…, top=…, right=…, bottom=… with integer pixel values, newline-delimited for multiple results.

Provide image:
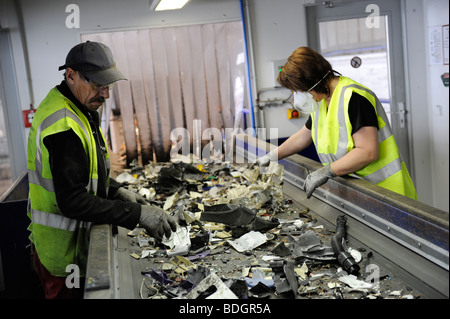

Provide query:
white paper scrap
left=162, top=225, right=191, bottom=250
left=339, top=274, right=373, bottom=289
left=227, top=231, right=267, bottom=252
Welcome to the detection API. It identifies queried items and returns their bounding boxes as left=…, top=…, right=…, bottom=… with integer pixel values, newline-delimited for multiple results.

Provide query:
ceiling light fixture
left=149, top=0, right=191, bottom=11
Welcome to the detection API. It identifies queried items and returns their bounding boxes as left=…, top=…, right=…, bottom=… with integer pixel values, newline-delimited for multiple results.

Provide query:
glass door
left=0, top=30, right=27, bottom=196
left=0, top=96, right=12, bottom=197
left=318, top=16, right=392, bottom=123
left=306, top=0, right=413, bottom=173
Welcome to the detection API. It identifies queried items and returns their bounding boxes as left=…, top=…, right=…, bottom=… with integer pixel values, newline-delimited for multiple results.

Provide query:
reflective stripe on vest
left=30, top=207, right=91, bottom=232
left=26, top=87, right=109, bottom=276
left=28, top=108, right=92, bottom=193
left=312, top=82, right=403, bottom=185
left=28, top=93, right=98, bottom=230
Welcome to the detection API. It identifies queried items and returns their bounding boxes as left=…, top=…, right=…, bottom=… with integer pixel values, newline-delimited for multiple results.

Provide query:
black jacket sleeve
left=44, top=129, right=141, bottom=230
left=348, top=92, right=379, bottom=135
left=107, top=178, right=121, bottom=199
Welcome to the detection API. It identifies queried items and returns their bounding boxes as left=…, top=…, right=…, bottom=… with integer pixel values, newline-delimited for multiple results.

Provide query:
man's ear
left=66, top=68, right=77, bottom=85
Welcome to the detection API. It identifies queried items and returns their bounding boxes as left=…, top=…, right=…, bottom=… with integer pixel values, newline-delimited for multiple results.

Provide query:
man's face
left=66, top=68, right=110, bottom=111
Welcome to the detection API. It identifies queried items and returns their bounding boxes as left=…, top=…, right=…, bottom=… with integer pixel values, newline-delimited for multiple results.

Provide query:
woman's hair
left=277, top=47, right=338, bottom=96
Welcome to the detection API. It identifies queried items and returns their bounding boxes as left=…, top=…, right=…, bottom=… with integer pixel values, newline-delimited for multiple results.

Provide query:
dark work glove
left=114, top=187, right=147, bottom=204
left=304, top=165, right=336, bottom=199
left=139, top=205, right=178, bottom=242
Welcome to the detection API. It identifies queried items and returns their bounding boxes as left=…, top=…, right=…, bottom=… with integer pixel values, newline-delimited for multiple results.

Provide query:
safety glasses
left=79, top=73, right=115, bottom=91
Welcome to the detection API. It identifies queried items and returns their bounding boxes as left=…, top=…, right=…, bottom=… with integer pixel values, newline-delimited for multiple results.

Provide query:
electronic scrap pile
left=115, top=158, right=422, bottom=299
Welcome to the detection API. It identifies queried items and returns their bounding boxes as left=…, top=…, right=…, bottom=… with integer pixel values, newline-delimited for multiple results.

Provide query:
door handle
left=397, top=102, right=406, bottom=129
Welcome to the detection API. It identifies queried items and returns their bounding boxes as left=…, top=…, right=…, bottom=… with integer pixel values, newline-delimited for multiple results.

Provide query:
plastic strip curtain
left=82, top=21, right=248, bottom=164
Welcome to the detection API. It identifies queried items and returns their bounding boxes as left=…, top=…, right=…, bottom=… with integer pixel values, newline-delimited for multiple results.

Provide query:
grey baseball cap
left=58, top=41, right=127, bottom=85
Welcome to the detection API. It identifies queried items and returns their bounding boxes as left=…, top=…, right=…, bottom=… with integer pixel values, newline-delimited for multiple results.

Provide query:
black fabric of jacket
left=42, top=81, right=140, bottom=229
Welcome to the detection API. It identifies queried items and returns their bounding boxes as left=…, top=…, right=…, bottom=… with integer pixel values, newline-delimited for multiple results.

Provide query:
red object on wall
left=22, top=109, right=36, bottom=128
left=287, top=108, right=300, bottom=119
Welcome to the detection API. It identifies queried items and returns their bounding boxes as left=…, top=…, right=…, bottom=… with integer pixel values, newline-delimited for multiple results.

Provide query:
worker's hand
left=304, top=165, right=336, bottom=199
left=139, top=205, right=178, bottom=242
left=252, top=150, right=278, bottom=168
left=114, top=187, right=147, bottom=205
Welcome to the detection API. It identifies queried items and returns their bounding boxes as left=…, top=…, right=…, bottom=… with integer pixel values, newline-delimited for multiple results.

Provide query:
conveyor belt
left=238, top=134, right=449, bottom=297
left=239, top=134, right=448, bottom=297
left=84, top=134, right=449, bottom=299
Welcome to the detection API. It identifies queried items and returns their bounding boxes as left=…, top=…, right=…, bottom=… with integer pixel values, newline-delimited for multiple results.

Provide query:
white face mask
left=293, top=70, right=331, bottom=113
left=292, top=70, right=332, bottom=114
left=293, top=91, right=317, bottom=114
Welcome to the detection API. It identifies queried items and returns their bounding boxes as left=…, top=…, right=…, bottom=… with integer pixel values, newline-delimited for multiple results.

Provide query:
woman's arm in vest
left=330, top=126, right=379, bottom=176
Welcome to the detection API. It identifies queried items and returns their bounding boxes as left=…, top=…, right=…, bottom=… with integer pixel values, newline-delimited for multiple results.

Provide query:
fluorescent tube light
left=150, top=0, right=190, bottom=11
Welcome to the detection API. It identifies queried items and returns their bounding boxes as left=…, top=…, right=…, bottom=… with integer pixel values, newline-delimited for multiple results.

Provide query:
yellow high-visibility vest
left=310, top=77, right=417, bottom=200
left=27, top=87, right=110, bottom=277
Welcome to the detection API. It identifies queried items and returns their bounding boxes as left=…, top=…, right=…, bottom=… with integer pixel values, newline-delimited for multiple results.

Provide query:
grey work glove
left=253, top=150, right=278, bottom=168
left=114, top=187, right=147, bottom=205
left=304, top=165, right=336, bottom=199
left=139, top=205, right=178, bottom=242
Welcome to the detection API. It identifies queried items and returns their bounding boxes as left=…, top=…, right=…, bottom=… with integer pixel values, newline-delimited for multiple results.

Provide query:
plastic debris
left=288, top=230, right=335, bottom=260
left=141, top=249, right=156, bottom=258
left=162, top=225, right=191, bottom=256
left=348, top=247, right=362, bottom=263
left=272, top=242, right=291, bottom=257
left=227, top=231, right=268, bottom=253
left=201, top=204, right=255, bottom=226
left=331, top=215, right=360, bottom=275
left=295, top=262, right=309, bottom=280
left=163, top=192, right=180, bottom=211
left=185, top=273, right=238, bottom=299
left=113, top=160, right=425, bottom=300
left=339, top=274, right=373, bottom=289
left=116, top=172, right=138, bottom=184
left=138, top=187, right=156, bottom=201
left=201, top=204, right=279, bottom=232
left=248, top=281, right=273, bottom=298
left=146, top=268, right=173, bottom=285
left=245, top=268, right=274, bottom=287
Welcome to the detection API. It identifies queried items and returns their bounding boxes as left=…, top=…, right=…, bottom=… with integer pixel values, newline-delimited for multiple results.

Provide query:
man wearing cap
left=27, top=41, right=177, bottom=299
